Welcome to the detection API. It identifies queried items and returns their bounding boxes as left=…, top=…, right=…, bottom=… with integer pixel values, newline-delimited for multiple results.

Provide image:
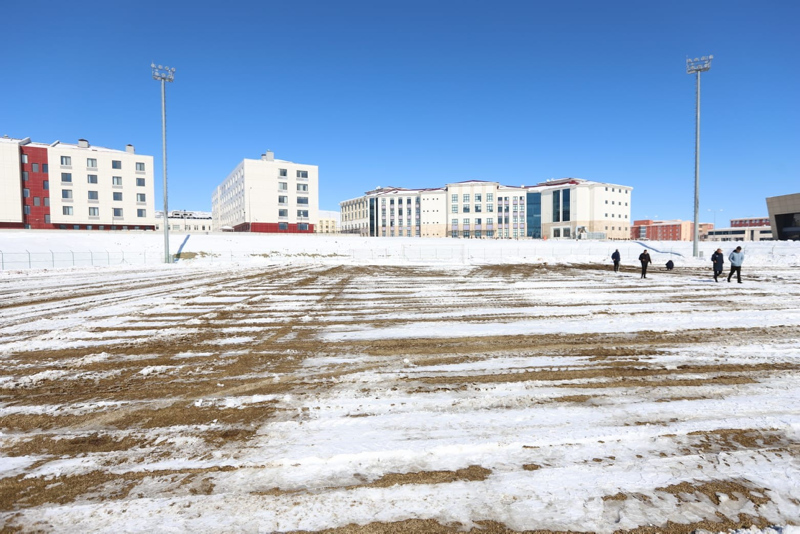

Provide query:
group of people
left=611, top=246, right=745, bottom=282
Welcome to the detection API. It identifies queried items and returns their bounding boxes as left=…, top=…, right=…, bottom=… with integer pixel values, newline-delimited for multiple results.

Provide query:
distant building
left=316, top=210, right=340, bottom=233
left=211, top=150, right=318, bottom=233
left=340, top=178, right=633, bottom=239
left=705, top=225, right=772, bottom=242
left=1, top=136, right=155, bottom=231
left=731, top=216, right=770, bottom=228
left=766, top=193, right=800, bottom=241
left=155, top=210, right=212, bottom=233
left=630, top=219, right=694, bottom=241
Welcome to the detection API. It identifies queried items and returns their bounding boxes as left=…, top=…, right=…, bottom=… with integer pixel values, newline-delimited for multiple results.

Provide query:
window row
left=57, top=156, right=146, bottom=171
left=278, top=183, right=310, bottom=192
left=60, top=190, right=146, bottom=202
left=59, top=173, right=146, bottom=186
left=277, top=196, right=309, bottom=205
left=277, top=169, right=309, bottom=179
left=61, top=206, right=147, bottom=218
left=21, top=163, right=49, bottom=175
left=277, top=209, right=310, bottom=218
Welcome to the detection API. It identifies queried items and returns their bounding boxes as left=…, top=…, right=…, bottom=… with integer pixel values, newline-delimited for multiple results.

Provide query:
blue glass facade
left=552, top=190, right=560, bottom=222
left=562, top=188, right=570, bottom=222
left=526, top=192, right=542, bottom=238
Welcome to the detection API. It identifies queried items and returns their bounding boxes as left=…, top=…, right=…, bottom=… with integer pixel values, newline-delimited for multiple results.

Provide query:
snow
left=0, top=231, right=798, bottom=532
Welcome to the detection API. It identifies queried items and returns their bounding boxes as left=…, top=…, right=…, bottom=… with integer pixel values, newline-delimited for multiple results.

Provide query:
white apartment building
left=340, top=178, right=633, bottom=239
left=212, top=151, right=318, bottom=233
left=1, top=136, right=156, bottom=230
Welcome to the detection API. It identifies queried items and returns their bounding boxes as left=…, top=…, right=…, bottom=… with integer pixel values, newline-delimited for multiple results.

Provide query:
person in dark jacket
left=710, top=248, right=724, bottom=282
left=665, top=260, right=674, bottom=271
left=611, top=249, right=621, bottom=272
left=638, top=250, right=652, bottom=279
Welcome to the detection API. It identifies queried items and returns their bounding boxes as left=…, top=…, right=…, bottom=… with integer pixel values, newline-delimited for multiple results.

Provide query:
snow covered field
left=1, top=232, right=799, bottom=533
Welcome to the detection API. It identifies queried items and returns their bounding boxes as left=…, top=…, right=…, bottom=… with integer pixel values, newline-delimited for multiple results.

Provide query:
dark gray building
left=766, top=193, right=800, bottom=241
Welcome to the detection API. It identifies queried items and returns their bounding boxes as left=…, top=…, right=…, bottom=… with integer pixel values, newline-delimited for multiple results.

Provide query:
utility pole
left=151, top=63, right=176, bottom=263
left=686, top=55, right=713, bottom=258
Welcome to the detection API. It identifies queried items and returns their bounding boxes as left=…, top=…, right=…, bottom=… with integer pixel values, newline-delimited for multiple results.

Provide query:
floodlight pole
left=686, top=55, right=712, bottom=258
left=152, top=63, right=176, bottom=264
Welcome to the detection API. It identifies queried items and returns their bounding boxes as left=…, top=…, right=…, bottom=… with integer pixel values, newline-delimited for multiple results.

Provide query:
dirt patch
left=366, top=465, right=492, bottom=488
left=655, top=479, right=771, bottom=506
left=1, top=432, right=151, bottom=457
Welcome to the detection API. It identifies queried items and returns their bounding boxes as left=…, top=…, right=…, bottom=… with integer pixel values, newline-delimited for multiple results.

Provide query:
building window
left=112, top=160, right=122, bottom=169
left=61, top=173, right=72, bottom=183
left=136, top=178, right=145, bottom=186
left=32, top=163, right=39, bottom=173
left=298, top=223, right=309, bottom=230
left=297, top=210, right=309, bottom=217
left=279, top=209, right=288, bottom=217
left=451, top=194, right=458, bottom=202
left=89, top=207, right=99, bottom=216
left=553, top=228, right=561, bottom=238
left=136, top=162, right=145, bottom=171
left=297, top=170, right=308, bottom=178
left=21, top=154, right=28, bottom=164
left=87, top=158, right=97, bottom=168
left=24, top=205, right=31, bottom=215
left=112, top=176, right=122, bottom=186
left=297, top=197, right=309, bottom=205
left=463, top=205, right=470, bottom=213
left=62, top=190, right=72, bottom=199
left=137, top=209, right=146, bottom=217
left=44, top=198, right=49, bottom=207
left=452, top=205, right=458, bottom=213
left=113, top=208, right=123, bottom=217
left=42, top=164, right=48, bottom=173
left=463, top=194, right=470, bottom=202
left=297, top=184, right=308, bottom=192
left=475, top=194, right=482, bottom=202
left=60, top=156, right=71, bottom=166
left=463, top=218, right=470, bottom=225
left=23, top=188, right=30, bottom=198
left=63, top=206, right=73, bottom=216
left=33, top=197, right=40, bottom=206
left=113, top=192, right=123, bottom=201
left=88, top=191, right=99, bottom=200
left=136, top=193, right=146, bottom=202
left=278, top=195, right=288, bottom=204
left=475, top=205, right=482, bottom=212
left=279, top=182, right=288, bottom=191
left=45, top=214, right=50, bottom=223
left=562, top=189, right=570, bottom=222
left=279, top=222, right=288, bottom=230
left=279, top=169, right=287, bottom=176
left=88, top=174, right=98, bottom=184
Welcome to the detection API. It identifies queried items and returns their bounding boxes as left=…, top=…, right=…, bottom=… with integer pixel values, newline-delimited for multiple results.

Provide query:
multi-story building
left=211, top=150, right=318, bottom=233
left=731, top=217, right=770, bottom=228
left=630, top=219, right=695, bottom=241
left=340, top=178, right=633, bottom=239
left=1, top=136, right=155, bottom=230
left=316, top=210, right=340, bottom=234
left=705, top=226, right=773, bottom=242
left=155, top=210, right=213, bottom=233
left=766, top=193, right=800, bottom=241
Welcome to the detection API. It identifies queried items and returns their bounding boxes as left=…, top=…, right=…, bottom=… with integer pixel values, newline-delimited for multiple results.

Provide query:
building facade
left=155, top=210, right=213, bottom=233
left=1, top=136, right=155, bottom=230
left=731, top=217, right=770, bottom=228
left=339, top=178, right=633, bottom=239
left=705, top=226, right=773, bottom=242
left=766, top=193, right=800, bottom=241
left=630, top=219, right=695, bottom=241
left=211, top=151, right=318, bottom=233
left=316, top=210, right=340, bottom=233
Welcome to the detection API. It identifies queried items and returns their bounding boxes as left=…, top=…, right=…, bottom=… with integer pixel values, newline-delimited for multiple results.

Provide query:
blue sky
left=2, top=0, right=798, bottom=223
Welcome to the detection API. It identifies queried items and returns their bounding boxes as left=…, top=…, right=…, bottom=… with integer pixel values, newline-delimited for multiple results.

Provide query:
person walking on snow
left=728, top=246, right=745, bottom=283
left=638, top=250, right=652, bottom=279
left=711, top=248, right=725, bottom=282
left=611, top=249, right=621, bottom=272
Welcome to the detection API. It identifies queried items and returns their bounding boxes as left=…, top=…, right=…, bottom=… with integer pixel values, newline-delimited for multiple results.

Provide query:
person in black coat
left=638, top=250, right=652, bottom=279
left=665, top=260, right=674, bottom=271
left=611, top=249, right=621, bottom=272
left=710, top=248, right=724, bottom=282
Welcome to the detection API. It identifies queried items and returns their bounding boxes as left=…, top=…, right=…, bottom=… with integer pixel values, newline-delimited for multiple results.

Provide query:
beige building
left=212, top=150, right=318, bottom=233
left=316, top=210, right=340, bottom=233
left=340, top=178, right=633, bottom=239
